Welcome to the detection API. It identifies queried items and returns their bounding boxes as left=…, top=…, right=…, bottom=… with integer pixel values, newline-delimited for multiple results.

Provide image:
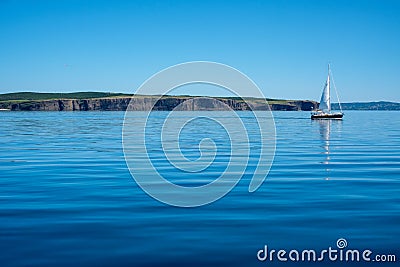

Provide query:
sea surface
left=0, top=111, right=399, bottom=266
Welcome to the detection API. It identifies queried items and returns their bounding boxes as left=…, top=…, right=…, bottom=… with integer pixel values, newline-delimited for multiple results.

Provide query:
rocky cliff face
left=0, top=97, right=318, bottom=111
left=3, top=98, right=132, bottom=111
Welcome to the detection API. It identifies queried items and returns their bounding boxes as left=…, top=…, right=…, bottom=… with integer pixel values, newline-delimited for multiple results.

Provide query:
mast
left=326, top=64, right=331, bottom=112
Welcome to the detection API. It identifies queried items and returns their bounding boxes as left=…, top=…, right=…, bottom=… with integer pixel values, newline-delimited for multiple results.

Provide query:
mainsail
left=319, top=70, right=331, bottom=112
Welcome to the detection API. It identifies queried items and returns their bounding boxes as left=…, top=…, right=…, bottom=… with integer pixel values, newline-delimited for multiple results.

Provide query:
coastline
left=1, top=92, right=399, bottom=111
left=0, top=94, right=318, bottom=111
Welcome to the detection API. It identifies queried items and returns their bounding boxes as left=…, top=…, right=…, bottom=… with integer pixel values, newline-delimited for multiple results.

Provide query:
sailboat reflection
left=315, top=119, right=342, bottom=180
left=317, top=120, right=332, bottom=180
left=319, top=120, right=331, bottom=165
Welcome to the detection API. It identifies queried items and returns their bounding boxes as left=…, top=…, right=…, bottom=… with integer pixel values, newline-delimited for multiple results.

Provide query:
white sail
left=319, top=71, right=331, bottom=112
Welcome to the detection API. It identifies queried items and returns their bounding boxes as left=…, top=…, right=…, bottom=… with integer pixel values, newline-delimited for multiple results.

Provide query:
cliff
left=0, top=96, right=318, bottom=111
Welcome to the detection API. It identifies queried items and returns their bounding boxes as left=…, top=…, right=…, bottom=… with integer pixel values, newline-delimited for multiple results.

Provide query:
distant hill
left=0, top=92, right=283, bottom=102
left=332, top=101, right=400, bottom=110
left=0, top=92, right=131, bottom=101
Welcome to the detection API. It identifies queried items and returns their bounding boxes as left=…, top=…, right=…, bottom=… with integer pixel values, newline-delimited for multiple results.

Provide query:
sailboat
left=311, top=64, right=344, bottom=120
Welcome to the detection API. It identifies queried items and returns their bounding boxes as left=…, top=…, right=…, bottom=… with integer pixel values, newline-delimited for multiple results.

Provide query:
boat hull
left=311, top=113, right=343, bottom=120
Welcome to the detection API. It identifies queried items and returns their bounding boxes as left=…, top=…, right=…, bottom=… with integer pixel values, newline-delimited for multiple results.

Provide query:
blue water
left=0, top=111, right=399, bottom=266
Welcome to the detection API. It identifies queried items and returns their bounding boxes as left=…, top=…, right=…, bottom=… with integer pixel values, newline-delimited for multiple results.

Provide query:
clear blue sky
left=0, top=0, right=399, bottom=102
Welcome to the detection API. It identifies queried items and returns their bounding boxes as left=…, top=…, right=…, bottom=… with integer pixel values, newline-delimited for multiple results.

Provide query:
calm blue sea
left=0, top=111, right=399, bottom=266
